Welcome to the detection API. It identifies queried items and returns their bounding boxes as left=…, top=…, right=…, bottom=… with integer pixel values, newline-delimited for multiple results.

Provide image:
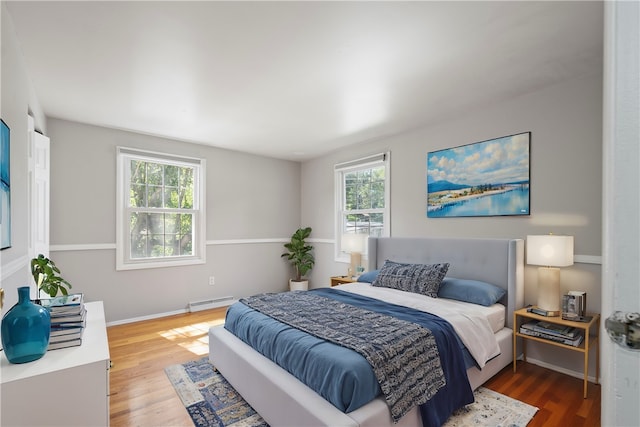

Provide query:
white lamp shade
left=341, top=233, right=367, bottom=254
left=526, top=235, right=574, bottom=267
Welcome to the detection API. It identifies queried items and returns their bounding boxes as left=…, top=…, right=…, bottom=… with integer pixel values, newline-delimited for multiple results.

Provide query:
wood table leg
left=583, top=334, right=589, bottom=398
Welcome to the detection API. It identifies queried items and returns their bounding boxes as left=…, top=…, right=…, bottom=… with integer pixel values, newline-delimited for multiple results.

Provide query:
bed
left=209, top=236, right=524, bottom=427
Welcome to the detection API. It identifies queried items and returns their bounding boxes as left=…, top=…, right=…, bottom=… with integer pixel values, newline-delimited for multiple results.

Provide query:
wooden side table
left=330, top=276, right=358, bottom=287
left=513, top=307, right=600, bottom=398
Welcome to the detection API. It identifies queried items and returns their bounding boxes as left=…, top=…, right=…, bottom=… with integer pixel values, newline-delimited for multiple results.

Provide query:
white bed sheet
left=340, top=282, right=506, bottom=333
left=447, top=300, right=506, bottom=334
left=335, top=282, right=501, bottom=368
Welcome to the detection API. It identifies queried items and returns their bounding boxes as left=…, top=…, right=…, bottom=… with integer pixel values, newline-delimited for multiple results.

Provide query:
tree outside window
left=117, top=148, right=205, bottom=270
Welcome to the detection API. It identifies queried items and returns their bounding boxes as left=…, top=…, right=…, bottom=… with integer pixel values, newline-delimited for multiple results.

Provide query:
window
left=335, top=152, right=390, bottom=262
left=116, top=147, right=205, bottom=270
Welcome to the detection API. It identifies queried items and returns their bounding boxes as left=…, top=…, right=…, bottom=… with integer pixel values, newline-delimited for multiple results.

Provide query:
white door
left=28, top=116, right=50, bottom=260
left=602, top=2, right=640, bottom=426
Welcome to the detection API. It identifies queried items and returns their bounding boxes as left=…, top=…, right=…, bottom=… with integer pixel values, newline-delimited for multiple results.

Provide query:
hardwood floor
left=108, top=308, right=601, bottom=426
left=485, top=362, right=601, bottom=427
left=108, top=307, right=227, bottom=427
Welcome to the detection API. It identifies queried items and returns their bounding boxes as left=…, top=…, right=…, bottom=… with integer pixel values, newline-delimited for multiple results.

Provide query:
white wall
left=0, top=3, right=47, bottom=312
left=302, top=72, right=603, bottom=379
left=46, top=119, right=302, bottom=322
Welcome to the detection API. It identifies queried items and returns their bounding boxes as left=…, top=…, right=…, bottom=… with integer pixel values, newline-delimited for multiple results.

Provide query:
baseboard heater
left=188, top=296, right=237, bottom=312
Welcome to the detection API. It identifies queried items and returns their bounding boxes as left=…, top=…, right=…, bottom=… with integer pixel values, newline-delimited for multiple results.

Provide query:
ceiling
left=5, top=1, right=603, bottom=161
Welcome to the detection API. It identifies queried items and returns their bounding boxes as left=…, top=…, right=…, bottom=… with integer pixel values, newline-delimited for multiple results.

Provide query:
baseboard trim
left=515, top=354, right=599, bottom=383
left=105, top=303, right=235, bottom=327
left=106, top=308, right=188, bottom=326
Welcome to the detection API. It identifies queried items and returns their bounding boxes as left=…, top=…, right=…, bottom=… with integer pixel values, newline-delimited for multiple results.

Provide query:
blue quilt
left=224, top=288, right=474, bottom=427
left=240, top=291, right=446, bottom=423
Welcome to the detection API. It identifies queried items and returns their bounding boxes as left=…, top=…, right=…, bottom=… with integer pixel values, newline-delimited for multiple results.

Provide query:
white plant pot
left=289, top=280, right=309, bottom=291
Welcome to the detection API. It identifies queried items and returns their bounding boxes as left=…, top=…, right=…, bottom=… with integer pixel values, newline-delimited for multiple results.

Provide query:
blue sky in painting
left=1, top=121, right=9, bottom=187
left=427, top=133, right=529, bottom=186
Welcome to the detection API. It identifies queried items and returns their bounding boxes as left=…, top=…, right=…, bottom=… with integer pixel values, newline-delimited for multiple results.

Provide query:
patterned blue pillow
left=372, top=260, right=450, bottom=297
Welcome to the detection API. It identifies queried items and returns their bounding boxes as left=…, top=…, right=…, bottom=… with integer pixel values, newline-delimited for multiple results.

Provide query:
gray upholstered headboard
left=367, top=237, right=524, bottom=328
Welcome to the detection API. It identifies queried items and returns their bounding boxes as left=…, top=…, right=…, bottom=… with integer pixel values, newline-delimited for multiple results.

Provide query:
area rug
left=165, top=357, right=538, bottom=427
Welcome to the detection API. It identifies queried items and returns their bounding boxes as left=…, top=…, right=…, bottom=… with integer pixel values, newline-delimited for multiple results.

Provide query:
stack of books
left=520, top=320, right=584, bottom=347
left=40, top=293, right=86, bottom=350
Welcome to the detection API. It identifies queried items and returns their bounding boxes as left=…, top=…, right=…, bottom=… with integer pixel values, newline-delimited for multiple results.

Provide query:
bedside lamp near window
left=526, top=234, right=574, bottom=315
left=341, top=233, right=368, bottom=278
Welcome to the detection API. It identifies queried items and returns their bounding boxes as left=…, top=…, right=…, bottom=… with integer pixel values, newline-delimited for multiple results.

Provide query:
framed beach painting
left=427, top=132, right=530, bottom=218
left=1, top=119, right=10, bottom=249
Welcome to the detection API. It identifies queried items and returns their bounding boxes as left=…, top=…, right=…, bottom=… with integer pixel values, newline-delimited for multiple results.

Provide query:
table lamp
left=341, top=233, right=367, bottom=277
left=526, top=234, right=574, bottom=315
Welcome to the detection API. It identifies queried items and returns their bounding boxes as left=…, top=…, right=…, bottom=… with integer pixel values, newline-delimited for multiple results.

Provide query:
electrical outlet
left=208, top=276, right=215, bottom=286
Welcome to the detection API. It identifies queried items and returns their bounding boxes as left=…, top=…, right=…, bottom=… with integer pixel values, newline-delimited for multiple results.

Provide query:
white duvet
left=337, top=282, right=501, bottom=369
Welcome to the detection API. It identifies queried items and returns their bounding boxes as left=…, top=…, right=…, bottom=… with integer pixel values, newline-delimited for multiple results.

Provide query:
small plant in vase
left=31, top=254, right=72, bottom=299
left=281, top=227, right=315, bottom=291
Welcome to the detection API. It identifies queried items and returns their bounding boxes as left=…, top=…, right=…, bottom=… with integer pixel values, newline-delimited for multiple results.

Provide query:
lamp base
left=537, top=267, right=561, bottom=313
left=349, top=252, right=362, bottom=278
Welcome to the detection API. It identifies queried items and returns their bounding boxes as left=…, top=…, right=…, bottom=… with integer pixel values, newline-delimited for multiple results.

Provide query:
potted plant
left=31, top=254, right=72, bottom=298
left=281, top=227, right=315, bottom=291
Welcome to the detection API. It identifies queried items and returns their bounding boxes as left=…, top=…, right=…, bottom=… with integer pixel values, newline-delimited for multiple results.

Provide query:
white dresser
left=1, top=301, right=111, bottom=426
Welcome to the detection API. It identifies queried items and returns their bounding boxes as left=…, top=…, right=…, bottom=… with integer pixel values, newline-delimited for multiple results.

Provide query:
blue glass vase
left=1, top=286, right=51, bottom=364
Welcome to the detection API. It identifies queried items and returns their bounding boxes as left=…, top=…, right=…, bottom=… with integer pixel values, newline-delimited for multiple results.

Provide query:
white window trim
left=116, top=147, right=206, bottom=271
left=334, top=152, right=390, bottom=264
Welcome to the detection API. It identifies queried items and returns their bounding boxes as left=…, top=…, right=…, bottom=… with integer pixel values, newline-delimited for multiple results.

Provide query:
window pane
left=164, top=213, right=178, bottom=234
left=370, top=166, right=385, bottom=209
left=130, top=212, right=147, bottom=259
left=147, top=163, right=163, bottom=185
left=130, top=160, right=146, bottom=185
left=164, top=165, right=179, bottom=187
left=355, top=179, right=370, bottom=210
left=131, top=235, right=148, bottom=259
left=369, top=213, right=385, bottom=237
left=371, top=181, right=385, bottom=208
left=181, top=185, right=193, bottom=209
left=343, top=213, right=376, bottom=234
left=148, top=213, right=164, bottom=234
left=179, top=213, right=192, bottom=235
left=164, top=235, right=178, bottom=256
left=344, top=214, right=357, bottom=234
left=344, top=166, right=386, bottom=211
left=147, top=185, right=163, bottom=208
left=164, top=187, right=179, bottom=208
left=179, top=234, right=193, bottom=255
left=149, top=234, right=165, bottom=257
left=345, top=184, right=357, bottom=210
left=180, top=168, right=193, bottom=187
left=130, top=184, right=146, bottom=207
left=129, top=211, right=194, bottom=260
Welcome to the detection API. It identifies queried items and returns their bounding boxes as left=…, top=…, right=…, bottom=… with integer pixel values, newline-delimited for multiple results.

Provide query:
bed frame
left=209, top=236, right=524, bottom=427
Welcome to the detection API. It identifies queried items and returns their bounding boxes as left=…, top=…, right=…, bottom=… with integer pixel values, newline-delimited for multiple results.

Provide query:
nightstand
left=513, top=307, right=600, bottom=398
left=330, top=276, right=358, bottom=287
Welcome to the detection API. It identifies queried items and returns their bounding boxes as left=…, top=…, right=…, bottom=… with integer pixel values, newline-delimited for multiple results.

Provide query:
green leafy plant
left=281, top=227, right=315, bottom=282
left=31, top=254, right=72, bottom=297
